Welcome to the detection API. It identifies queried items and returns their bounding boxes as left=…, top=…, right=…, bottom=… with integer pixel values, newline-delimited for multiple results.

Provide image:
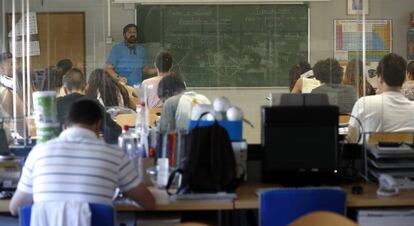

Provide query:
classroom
left=1, top=0, right=414, bottom=225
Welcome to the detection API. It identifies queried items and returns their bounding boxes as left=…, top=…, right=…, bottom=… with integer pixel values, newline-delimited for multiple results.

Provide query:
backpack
left=166, top=116, right=238, bottom=194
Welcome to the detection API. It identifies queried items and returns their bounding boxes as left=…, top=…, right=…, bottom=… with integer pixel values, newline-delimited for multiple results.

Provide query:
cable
left=340, top=113, right=364, bottom=144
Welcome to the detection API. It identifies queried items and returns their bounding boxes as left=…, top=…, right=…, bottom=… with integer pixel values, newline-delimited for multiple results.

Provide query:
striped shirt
left=17, top=127, right=139, bottom=205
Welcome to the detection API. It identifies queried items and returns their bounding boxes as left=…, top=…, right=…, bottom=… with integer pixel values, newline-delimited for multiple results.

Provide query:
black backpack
left=166, top=118, right=238, bottom=194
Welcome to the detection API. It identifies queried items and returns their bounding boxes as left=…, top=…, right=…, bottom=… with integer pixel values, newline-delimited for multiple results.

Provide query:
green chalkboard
left=137, top=4, right=309, bottom=87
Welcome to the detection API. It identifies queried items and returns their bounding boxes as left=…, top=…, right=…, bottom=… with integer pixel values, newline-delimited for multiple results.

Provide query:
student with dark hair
left=342, top=59, right=375, bottom=97
left=347, top=53, right=414, bottom=143
left=106, top=24, right=155, bottom=86
left=288, top=61, right=311, bottom=92
left=0, top=52, right=25, bottom=119
left=291, top=62, right=321, bottom=93
left=141, top=51, right=173, bottom=108
left=56, top=58, right=73, bottom=75
left=39, top=66, right=66, bottom=97
left=311, top=58, right=357, bottom=113
left=0, top=53, right=33, bottom=138
left=10, top=99, right=155, bottom=217
left=86, top=68, right=131, bottom=108
left=157, top=73, right=186, bottom=102
left=401, top=61, right=414, bottom=100
left=56, top=69, right=121, bottom=144
left=158, top=73, right=210, bottom=133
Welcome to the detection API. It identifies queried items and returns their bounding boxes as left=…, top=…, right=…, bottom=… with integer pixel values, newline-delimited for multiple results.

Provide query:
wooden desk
left=116, top=188, right=233, bottom=211
left=234, top=182, right=414, bottom=209
left=0, top=187, right=233, bottom=213
left=1, top=183, right=413, bottom=213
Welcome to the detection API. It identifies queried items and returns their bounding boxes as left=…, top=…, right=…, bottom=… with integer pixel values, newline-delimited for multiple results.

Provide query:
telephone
left=376, top=174, right=414, bottom=197
left=377, top=174, right=399, bottom=197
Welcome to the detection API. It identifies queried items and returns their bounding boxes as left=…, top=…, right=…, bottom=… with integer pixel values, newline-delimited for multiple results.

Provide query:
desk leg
left=218, top=210, right=222, bottom=226
left=232, top=209, right=258, bottom=226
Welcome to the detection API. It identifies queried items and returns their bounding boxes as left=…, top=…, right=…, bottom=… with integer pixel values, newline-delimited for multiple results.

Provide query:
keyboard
left=173, top=192, right=236, bottom=200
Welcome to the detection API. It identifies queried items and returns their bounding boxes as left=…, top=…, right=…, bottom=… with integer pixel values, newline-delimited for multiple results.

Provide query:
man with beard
left=106, top=24, right=155, bottom=86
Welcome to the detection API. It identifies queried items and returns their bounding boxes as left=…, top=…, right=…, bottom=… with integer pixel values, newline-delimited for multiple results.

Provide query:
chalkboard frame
left=137, top=4, right=310, bottom=87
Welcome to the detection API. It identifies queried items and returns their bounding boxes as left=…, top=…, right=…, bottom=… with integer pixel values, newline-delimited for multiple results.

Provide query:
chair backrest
left=259, top=188, right=346, bottom=226
left=367, top=132, right=414, bottom=144
left=288, top=211, right=358, bottom=226
left=339, top=115, right=351, bottom=125
left=20, top=203, right=114, bottom=226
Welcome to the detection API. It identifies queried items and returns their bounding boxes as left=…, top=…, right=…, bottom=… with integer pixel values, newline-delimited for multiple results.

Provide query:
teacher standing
left=106, top=24, right=155, bottom=86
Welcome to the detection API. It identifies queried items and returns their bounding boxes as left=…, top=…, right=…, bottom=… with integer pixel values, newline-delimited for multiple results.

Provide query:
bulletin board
left=334, top=19, right=392, bottom=62
left=6, top=12, right=85, bottom=71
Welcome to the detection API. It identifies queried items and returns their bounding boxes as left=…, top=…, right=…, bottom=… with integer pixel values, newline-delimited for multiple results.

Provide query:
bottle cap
left=122, top=125, right=129, bottom=132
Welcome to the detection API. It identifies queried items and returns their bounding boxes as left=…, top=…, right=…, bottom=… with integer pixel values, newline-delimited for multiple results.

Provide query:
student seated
left=56, top=68, right=121, bottom=144
left=402, top=61, right=414, bottom=100
left=288, top=61, right=312, bottom=92
left=291, top=63, right=320, bottom=94
left=86, top=69, right=132, bottom=109
left=311, top=58, right=357, bottom=113
left=157, top=73, right=210, bottom=133
left=9, top=99, right=156, bottom=216
left=37, top=66, right=65, bottom=98
left=141, top=51, right=173, bottom=108
left=0, top=52, right=24, bottom=118
left=342, top=59, right=375, bottom=98
left=347, top=53, right=414, bottom=143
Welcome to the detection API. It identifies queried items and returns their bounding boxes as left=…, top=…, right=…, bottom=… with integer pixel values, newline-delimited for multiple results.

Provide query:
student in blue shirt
left=106, top=24, right=155, bottom=86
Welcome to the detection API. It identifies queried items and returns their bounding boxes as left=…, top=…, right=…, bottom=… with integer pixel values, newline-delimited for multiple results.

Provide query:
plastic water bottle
left=135, top=102, right=149, bottom=156
left=118, top=125, right=142, bottom=168
left=135, top=102, right=146, bottom=135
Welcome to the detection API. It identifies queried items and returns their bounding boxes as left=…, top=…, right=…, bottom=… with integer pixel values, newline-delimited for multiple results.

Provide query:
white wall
left=5, top=0, right=414, bottom=143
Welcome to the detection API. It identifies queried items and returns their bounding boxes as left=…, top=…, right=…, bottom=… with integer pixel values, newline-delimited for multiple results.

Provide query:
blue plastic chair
left=20, top=203, right=114, bottom=226
left=259, top=188, right=347, bottom=226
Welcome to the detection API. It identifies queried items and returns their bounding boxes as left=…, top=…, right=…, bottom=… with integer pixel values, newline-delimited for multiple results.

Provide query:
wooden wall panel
left=7, top=12, right=85, bottom=71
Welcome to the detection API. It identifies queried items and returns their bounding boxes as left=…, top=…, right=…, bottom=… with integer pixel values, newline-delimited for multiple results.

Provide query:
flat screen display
left=261, top=106, right=339, bottom=184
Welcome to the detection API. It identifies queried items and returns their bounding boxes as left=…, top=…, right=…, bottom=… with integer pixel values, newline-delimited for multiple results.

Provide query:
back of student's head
left=57, top=59, right=73, bottom=74
left=41, top=66, right=65, bottom=91
left=313, top=58, right=343, bottom=84
left=407, top=61, right=414, bottom=80
left=62, top=68, right=85, bottom=92
left=288, top=61, right=311, bottom=91
left=155, top=51, right=173, bottom=73
left=343, top=59, right=363, bottom=86
left=376, top=53, right=406, bottom=87
left=87, top=68, right=130, bottom=107
left=157, top=72, right=186, bottom=101
left=66, top=99, right=103, bottom=126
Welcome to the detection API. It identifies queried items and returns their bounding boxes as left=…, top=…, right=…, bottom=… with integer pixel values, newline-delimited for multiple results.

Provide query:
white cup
left=156, top=158, right=169, bottom=188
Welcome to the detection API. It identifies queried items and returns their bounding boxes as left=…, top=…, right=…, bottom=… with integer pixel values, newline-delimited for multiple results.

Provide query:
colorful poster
left=334, top=19, right=392, bottom=62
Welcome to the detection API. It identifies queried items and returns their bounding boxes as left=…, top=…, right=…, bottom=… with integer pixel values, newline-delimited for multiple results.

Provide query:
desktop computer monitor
left=261, top=105, right=339, bottom=185
left=269, top=93, right=329, bottom=106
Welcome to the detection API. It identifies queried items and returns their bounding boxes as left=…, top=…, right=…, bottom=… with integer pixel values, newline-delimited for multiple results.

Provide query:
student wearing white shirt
left=9, top=99, right=155, bottom=216
left=347, top=53, right=414, bottom=143
left=141, top=51, right=173, bottom=108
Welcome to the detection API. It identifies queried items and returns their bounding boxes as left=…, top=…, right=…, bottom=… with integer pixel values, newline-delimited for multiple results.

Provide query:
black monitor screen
left=261, top=106, right=339, bottom=184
